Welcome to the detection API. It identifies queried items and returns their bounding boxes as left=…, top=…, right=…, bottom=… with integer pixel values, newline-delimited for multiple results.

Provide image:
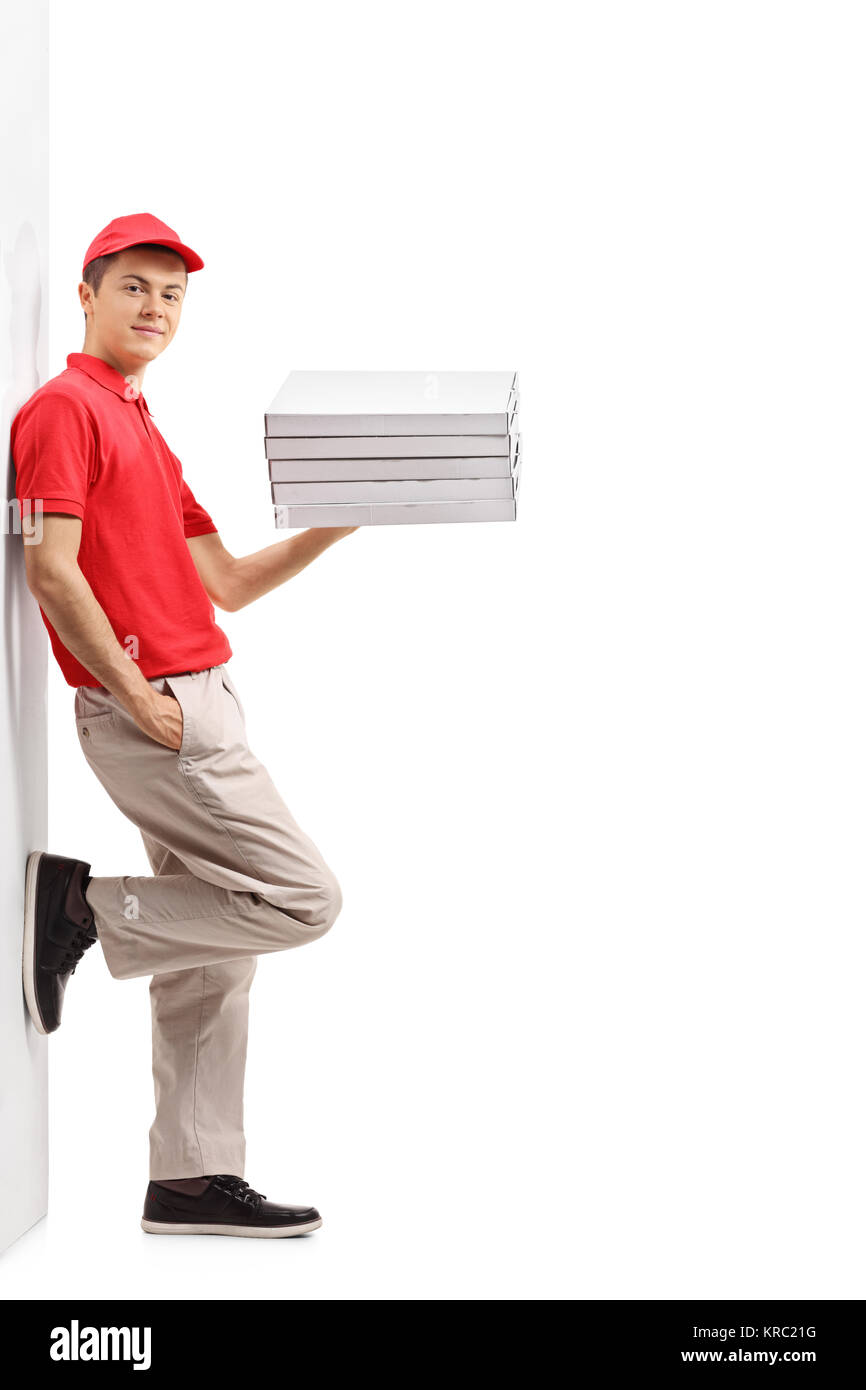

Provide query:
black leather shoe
left=23, top=850, right=98, bottom=1035
left=141, top=1175, right=323, bottom=1237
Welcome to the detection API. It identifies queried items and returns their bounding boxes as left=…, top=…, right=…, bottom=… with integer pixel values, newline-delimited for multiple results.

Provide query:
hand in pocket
left=138, top=691, right=184, bottom=751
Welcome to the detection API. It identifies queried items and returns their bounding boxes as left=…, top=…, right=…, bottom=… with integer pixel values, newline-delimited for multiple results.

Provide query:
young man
left=11, top=212, right=357, bottom=1239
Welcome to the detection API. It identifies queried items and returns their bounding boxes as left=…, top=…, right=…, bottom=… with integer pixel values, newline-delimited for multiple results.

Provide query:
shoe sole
left=22, top=850, right=50, bottom=1036
left=140, top=1217, right=323, bottom=1237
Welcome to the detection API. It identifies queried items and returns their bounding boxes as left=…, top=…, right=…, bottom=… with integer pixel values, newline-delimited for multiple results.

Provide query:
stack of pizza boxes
left=265, top=371, right=520, bottom=526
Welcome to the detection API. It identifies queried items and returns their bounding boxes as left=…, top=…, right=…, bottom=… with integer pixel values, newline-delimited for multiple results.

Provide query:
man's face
left=80, top=246, right=187, bottom=371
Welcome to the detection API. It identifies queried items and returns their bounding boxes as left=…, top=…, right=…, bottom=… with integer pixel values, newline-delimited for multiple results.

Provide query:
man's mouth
left=132, top=326, right=164, bottom=336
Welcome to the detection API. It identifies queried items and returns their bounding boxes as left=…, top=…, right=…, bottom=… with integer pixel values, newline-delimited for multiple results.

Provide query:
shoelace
left=212, top=1176, right=267, bottom=1214
left=44, top=928, right=95, bottom=976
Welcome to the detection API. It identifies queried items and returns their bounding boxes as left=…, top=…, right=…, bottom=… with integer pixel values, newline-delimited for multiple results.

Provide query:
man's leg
left=140, top=829, right=257, bottom=1181
left=71, top=664, right=343, bottom=1180
left=74, top=664, right=342, bottom=981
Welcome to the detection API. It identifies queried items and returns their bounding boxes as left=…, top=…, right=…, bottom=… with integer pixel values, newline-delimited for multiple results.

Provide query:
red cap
left=82, top=212, right=204, bottom=278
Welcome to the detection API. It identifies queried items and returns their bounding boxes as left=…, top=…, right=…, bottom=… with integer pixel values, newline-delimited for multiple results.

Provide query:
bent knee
left=269, top=866, right=343, bottom=942
left=293, top=870, right=343, bottom=939
left=314, top=870, right=343, bottom=934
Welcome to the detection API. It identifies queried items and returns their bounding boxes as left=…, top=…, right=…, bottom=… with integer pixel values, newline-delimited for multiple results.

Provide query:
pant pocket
left=75, top=708, right=120, bottom=758
left=161, top=674, right=194, bottom=758
left=219, top=666, right=246, bottom=725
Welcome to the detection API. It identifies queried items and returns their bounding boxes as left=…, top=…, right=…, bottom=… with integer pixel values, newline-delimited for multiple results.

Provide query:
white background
left=2, top=0, right=865, bottom=1299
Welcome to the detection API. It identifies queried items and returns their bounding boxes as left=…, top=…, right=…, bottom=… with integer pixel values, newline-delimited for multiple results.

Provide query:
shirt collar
left=66, top=352, right=153, bottom=415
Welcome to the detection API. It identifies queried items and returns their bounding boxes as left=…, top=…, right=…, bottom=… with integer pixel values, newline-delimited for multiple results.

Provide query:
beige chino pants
left=73, top=663, right=342, bottom=1180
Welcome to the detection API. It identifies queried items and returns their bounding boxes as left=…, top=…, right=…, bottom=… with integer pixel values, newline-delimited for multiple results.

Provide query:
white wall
left=0, top=0, right=49, bottom=1256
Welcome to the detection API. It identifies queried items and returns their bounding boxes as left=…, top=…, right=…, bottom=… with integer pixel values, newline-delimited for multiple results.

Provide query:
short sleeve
left=11, top=391, right=96, bottom=522
left=179, top=474, right=218, bottom=538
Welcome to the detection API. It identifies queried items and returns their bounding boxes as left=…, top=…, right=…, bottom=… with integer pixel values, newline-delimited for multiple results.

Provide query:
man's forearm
left=226, top=526, right=357, bottom=611
left=30, top=567, right=159, bottom=717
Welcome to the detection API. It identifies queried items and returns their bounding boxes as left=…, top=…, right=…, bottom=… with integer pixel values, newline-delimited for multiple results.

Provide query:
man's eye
left=165, top=294, right=178, bottom=302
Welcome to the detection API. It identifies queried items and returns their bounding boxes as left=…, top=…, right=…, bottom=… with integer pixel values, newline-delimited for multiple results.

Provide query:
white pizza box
left=275, top=496, right=518, bottom=527
left=269, top=452, right=516, bottom=483
left=271, top=454, right=521, bottom=505
left=265, top=370, right=517, bottom=437
left=265, top=408, right=518, bottom=460
left=268, top=432, right=521, bottom=482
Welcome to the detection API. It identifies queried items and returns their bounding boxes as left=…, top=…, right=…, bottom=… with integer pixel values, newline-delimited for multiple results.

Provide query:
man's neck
left=80, top=343, right=148, bottom=387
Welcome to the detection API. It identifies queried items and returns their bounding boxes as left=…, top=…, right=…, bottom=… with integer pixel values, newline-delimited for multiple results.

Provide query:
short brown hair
left=82, top=242, right=189, bottom=296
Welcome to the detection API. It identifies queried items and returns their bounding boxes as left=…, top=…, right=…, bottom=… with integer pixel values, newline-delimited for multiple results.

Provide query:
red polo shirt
left=10, top=352, right=232, bottom=688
